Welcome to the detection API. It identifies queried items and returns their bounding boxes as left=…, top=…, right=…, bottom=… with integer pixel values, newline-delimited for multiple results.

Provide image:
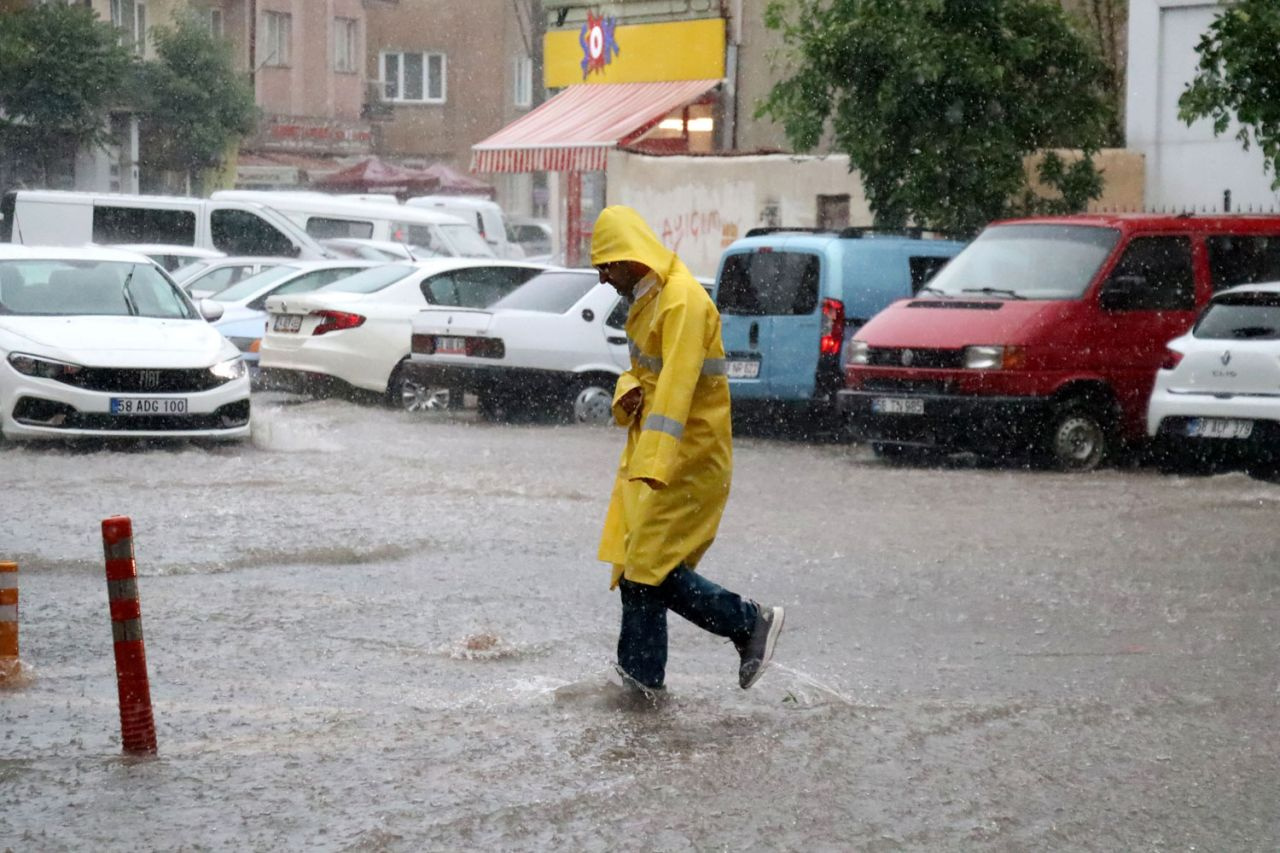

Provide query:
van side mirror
left=1100, top=273, right=1147, bottom=310
left=198, top=298, right=224, bottom=322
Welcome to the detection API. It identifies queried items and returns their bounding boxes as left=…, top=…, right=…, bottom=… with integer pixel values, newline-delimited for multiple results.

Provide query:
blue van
left=714, top=228, right=967, bottom=415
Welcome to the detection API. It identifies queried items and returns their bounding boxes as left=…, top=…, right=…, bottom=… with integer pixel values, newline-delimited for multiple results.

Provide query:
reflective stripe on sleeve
left=701, top=358, right=727, bottom=375
left=643, top=414, right=685, bottom=440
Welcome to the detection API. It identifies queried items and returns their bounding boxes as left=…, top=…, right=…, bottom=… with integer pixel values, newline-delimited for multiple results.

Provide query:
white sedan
left=258, top=260, right=547, bottom=408
left=406, top=270, right=628, bottom=423
left=1148, top=280, right=1280, bottom=479
left=0, top=245, right=249, bottom=442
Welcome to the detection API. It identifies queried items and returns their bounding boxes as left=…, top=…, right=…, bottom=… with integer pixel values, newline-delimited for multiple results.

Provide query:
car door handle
left=607, top=336, right=627, bottom=345
left=749, top=322, right=760, bottom=348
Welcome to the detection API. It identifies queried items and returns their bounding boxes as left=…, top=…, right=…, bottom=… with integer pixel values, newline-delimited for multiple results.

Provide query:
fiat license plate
left=111, top=397, right=188, bottom=415
left=872, top=397, right=925, bottom=415
left=437, top=336, right=466, bottom=355
left=726, top=359, right=760, bottom=379
left=1187, top=417, right=1253, bottom=439
left=273, top=314, right=303, bottom=333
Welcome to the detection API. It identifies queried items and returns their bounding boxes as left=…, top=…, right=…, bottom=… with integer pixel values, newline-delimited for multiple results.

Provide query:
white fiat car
left=1148, top=281, right=1280, bottom=478
left=258, top=259, right=546, bottom=408
left=0, top=245, right=250, bottom=442
left=406, top=270, right=628, bottom=423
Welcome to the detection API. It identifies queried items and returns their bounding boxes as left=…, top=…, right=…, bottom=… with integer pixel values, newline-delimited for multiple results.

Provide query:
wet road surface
left=2, top=396, right=1278, bottom=850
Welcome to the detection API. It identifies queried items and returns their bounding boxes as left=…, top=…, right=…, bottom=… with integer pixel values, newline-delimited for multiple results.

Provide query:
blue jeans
left=617, top=565, right=758, bottom=689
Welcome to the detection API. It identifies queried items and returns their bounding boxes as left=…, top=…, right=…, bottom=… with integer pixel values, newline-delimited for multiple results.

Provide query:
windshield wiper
left=1231, top=326, right=1277, bottom=339
left=961, top=287, right=1027, bottom=300
left=121, top=265, right=139, bottom=316
left=917, top=285, right=953, bottom=298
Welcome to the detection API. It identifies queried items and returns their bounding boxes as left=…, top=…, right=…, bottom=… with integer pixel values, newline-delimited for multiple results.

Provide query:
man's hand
left=617, top=386, right=643, bottom=418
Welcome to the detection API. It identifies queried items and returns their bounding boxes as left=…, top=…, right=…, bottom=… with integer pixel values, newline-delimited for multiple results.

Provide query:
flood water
left=3, top=396, right=1278, bottom=850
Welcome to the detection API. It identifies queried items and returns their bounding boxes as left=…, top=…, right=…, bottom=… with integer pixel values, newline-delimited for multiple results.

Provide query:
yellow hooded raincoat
left=592, top=206, right=734, bottom=588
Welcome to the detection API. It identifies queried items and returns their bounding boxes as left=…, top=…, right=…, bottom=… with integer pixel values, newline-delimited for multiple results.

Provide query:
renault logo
left=139, top=370, right=161, bottom=390
left=900, top=349, right=915, bottom=367
left=1221, top=350, right=1232, bottom=366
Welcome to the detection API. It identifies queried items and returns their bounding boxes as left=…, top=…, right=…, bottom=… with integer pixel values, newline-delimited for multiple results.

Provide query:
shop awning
left=471, top=79, right=721, bottom=174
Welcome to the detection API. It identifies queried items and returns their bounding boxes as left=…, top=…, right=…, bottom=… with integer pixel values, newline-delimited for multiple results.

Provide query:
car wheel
left=571, top=381, right=613, bottom=425
left=1043, top=400, right=1108, bottom=472
left=387, top=364, right=449, bottom=412
left=1245, top=457, right=1280, bottom=484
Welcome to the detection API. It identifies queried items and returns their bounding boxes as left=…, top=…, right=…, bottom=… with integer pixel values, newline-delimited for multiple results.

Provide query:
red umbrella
left=312, top=157, right=441, bottom=194
left=416, top=163, right=495, bottom=198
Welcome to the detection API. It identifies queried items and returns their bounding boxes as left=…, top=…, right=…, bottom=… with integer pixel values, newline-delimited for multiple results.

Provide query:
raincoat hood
left=590, top=206, right=676, bottom=279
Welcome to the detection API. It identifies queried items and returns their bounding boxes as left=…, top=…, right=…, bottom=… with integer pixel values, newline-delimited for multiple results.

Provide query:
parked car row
left=2, top=210, right=1278, bottom=485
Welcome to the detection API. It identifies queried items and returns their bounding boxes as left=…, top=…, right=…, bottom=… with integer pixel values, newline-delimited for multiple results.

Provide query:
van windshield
left=439, top=224, right=496, bottom=258
left=923, top=224, right=1120, bottom=300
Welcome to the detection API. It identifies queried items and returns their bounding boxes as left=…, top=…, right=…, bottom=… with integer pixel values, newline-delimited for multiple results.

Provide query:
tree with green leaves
left=759, top=0, right=1115, bottom=235
left=1178, top=0, right=1280, bottom=190
left=136, top=12, right=257, bottom=194
left=0, top=3, right=134, bottom=184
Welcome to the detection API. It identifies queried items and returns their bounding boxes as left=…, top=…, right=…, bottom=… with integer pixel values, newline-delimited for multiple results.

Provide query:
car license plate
left=1187, top=417, right=1253, bottom=439
left=437, top=336, right=466, bottom=355
left=111, top=397, right=188, bottom=415
left=726, top=359, right=760, bottom=379
left=273, top=314, right=303, bottom=333
left=871, top=396, right=925, bottom=415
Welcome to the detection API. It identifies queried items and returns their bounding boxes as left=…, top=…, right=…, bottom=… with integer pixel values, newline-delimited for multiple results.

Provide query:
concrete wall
left=1127, top=0, right=1280, bottom=212
left=1023, top=148, right=1147, bottom=212
left=605, top=150, right=872, bottom=278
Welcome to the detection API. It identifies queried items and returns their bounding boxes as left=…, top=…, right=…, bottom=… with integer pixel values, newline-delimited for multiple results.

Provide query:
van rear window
left=717, top=251, right=820, bottom=316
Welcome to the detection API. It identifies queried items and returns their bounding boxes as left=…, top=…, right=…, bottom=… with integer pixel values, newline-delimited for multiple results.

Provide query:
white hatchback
left=406, top=270, right=628, bottom=423
left=258, top=259, right=547, bottom=408
left=1148, top=281, right=1280, bottom=477
left=0, top=245, right=250, bottom=442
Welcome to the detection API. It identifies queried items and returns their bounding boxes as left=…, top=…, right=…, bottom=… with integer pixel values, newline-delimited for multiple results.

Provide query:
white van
left=0, top=190, right=330, bottom=259
left=404, top=195, right=523, bottom=259
left=211, top=191, right=495, bottom=259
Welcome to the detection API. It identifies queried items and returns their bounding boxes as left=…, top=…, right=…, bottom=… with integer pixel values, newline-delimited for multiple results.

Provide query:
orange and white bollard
left=101, top=517, right=158, bottom=755
left=0, top=561, right=18, bottom=682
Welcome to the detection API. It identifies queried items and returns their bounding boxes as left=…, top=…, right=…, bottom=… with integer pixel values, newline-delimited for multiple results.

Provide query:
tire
left=1042, top=400, right=1108, bottom=472
left=386, top=363, right=450, bottom=412
left=570, top=380, right=614, bottom=425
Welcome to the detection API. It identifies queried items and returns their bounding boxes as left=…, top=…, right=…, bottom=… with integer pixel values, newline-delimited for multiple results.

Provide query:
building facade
left=1126, top=0, right=1279, bottom=213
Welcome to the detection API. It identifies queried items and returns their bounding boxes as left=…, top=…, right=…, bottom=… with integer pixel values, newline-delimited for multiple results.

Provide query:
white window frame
left=380, top=51, right=447, bottom=104
left=333, top=17, right=359, bottom=74
left=209, top=8, right=224, bottom=38
left=133, top=1, right=146, bottom=56
left=263, top=11, right=292, bottom=68
left=513, top=56, right=533, bottom=109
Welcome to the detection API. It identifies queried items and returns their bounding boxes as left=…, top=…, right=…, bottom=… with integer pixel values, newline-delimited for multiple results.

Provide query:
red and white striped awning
left=471, top=79, right=721, bottom=174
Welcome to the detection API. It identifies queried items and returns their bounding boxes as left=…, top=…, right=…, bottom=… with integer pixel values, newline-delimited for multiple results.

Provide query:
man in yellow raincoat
left=592, top=205, right=784, bottom=693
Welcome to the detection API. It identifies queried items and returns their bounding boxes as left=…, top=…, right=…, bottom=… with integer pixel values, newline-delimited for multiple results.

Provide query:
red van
left=838, top=214, right=1280, bottom=470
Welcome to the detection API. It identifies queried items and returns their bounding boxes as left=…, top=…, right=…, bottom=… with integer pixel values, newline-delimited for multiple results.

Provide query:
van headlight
left=963, top=345, right=1026, bottom=370
left=7, top=352, right=83, bottom=381
left=847, top=340, right=870, bottom=365
left=209, top=357, right=247, bottom=381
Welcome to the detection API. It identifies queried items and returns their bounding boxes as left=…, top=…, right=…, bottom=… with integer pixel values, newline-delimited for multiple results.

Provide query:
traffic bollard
left=101, top=517, right=158, bottom=755
left=0, top=561, right=17, bottom=682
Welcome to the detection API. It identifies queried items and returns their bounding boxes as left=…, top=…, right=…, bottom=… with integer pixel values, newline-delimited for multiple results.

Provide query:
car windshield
left=171, top=257, right=218, bottom=283
left=1194, top=291, right=1280, bottom=340
left=489, top=271, right=597, bottom=313
left=0, top=259, right=196, bottom=318
left=439, top=224, right=496, bottom=258
left=211, top=265, right=302, bottom=302
left=321, top=263, right=415, bottom=294
left=922, top=224, right=1121, bottom=300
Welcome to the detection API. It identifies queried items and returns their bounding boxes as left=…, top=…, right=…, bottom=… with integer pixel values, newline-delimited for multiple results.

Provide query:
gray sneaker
left=737, top=604, right=785, bottom=689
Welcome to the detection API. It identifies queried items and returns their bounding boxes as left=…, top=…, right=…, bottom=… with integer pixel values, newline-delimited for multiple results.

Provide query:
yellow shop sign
left=544, top=17, right=725, bottom=88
